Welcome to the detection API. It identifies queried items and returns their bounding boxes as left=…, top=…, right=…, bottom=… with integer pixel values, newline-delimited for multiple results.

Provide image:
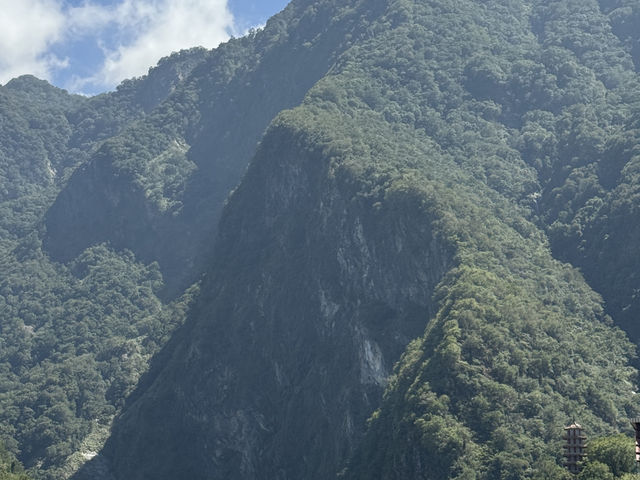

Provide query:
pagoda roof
left=565, top=422, right=583, bottom=430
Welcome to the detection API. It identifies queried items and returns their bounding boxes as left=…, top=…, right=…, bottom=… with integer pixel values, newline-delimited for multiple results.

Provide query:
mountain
left=1, top=0, right=640, bottom=479
left=0, top=50, right=210, bottom=479
left=42, top=0, right=367, bottom=296
left=89, top=0, right=640, bottom=478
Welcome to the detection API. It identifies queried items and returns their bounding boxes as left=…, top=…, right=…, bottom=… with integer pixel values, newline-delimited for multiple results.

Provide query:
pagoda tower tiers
left=631, top=418, right=640, bottom=471
left=563, top=422, right=587, bottom=474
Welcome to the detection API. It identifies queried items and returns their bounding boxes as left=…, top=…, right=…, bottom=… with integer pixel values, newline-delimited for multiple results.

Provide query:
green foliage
left=0, top=242, right=196, bottom=478
left=588, top=435, right=636, bottom=477
left=0, top=49, right=205, bottom=478
left=0, top=442, right=30, bottom=480
left=579, top=461, right=616, bottom=480
left=619, top=475, right=640, bottom=480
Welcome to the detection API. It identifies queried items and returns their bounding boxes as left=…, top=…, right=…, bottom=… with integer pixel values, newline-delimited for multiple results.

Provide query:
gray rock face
left=101, top=121, right=454, bottom=480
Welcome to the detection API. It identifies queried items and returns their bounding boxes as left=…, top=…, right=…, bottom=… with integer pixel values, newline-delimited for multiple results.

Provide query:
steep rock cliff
left=101, top=114, right=455, bottom=480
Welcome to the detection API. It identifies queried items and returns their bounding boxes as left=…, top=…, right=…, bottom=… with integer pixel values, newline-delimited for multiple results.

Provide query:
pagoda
left=631, top=418, right=640, bottom=472
left=563, top=422, right=587, bottom=474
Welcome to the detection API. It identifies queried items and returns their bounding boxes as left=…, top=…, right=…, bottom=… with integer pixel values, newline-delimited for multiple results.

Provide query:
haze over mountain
left=1, top=0, right=640, bottom=479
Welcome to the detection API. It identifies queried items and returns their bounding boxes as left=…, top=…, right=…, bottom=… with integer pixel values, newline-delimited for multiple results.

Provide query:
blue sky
left=229, top=0, right=289, bottom=32
left=0, top=0, right=289, bottom=95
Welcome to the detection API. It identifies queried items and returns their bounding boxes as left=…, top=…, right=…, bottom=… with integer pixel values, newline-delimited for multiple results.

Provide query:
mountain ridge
left=43, top=0, right=385, bottom=296
left=2, top=0, right=640, bottom=478
left=86, top=0, right=640, bottom=477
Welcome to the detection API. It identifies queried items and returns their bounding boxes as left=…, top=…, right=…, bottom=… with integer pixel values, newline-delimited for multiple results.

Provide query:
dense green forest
left=2, top=0, right=640, bottom=478
left=0, top=55, right=205, bottom=478
left=0, top=442, right=30, bottom=480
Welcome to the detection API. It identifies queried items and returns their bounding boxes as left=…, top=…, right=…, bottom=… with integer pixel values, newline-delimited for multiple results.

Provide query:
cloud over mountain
left=0, top=0, right=234, bottom=92
left=0, top=0, right=67, bottom=82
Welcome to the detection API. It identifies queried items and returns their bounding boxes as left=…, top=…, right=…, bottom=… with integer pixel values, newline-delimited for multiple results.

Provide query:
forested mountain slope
left=0, top=47, right=207, bottom=249
left=538, top=0, right=640, bottom=341
left=0, top=50, right=209, bottom=479
left=3, top=0, right=640, bottom=479
left=84, top=0, right=640, bottom=479
left=1, top=1, right=390, bottom=477
left=43, top=0, right=379, bottom=296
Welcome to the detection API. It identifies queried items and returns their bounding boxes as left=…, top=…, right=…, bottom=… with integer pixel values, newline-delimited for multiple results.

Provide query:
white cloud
left=0, top=0, right=234, bottom=91
left=0, top=0, right=66, bottom=84
left=81, top=0, right=233, bottom=90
